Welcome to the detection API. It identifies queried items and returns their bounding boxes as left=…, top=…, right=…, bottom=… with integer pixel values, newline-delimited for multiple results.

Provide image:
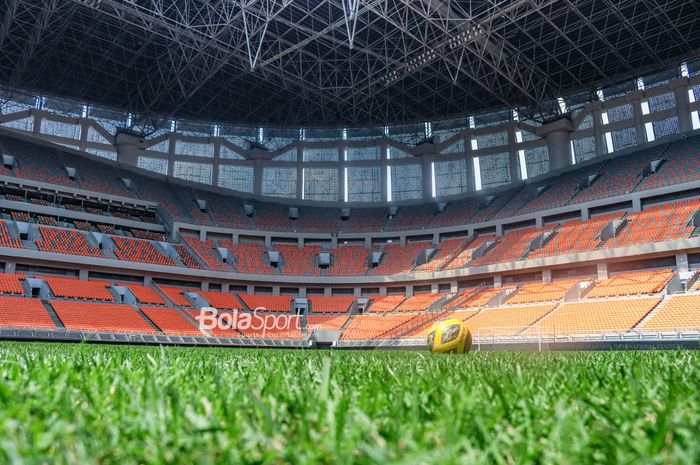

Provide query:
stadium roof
left=0, top=0, right=698, bottom=128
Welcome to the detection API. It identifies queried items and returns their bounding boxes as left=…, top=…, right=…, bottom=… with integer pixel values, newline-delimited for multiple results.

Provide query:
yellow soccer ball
left=427, top=318, right=472, bottom=354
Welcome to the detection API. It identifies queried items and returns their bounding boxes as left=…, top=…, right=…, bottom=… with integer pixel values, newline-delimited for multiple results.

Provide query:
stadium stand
left=414, top=238, right=465, bottom=272
left=339, top=208, right=386, bottom=232
left=42, top=276, right=114, bottom=301
left=238, top=294, right=291, bottom=312
left=140, top=307, right=202, bottom=335
left=121, top=283, right=165, bottom=305
left=13, top=150, right=77, bottom=188
left=219, top=241, right=275, bottom=274
left=294, top=207, right=342, bottom=233
left=276, top=244, right=321, bottom=276
left=463, top=304, right=556, bottom=337
left=306, top=315, right=350, bottom=332
left=198, top=290, right=242, bottom=310
left=444, top=235, right=495, bottom=270
left=447, top=287, right=508, bottom=309
left=367, top=295, right=405, bottom=313
left=0, top=221, right=23, bottom=248
left=384, top=205, right=434, bottom=230
left=61, top=152, right=133, bottom=197
left=428, top=200, right=478, bottom=228
left=585, top=269, right=673, bottom=298
left=528, top=213, right=623, bottom=259
left=36, top=227, right=103, bottom=258
left=51, top=301, right=156, bottom=333
left=532, top=297, right=661, bottom=335
left=327, top=245, right=371, bottom=276
left=639, top=295, right=700, bottom=331
left=251, top=202, right=291, bottom=232
left=397, top=293, right=446, bottom=312
left=636, top=136, right=700, bottom=191
left=0, top=274, right=25, bottom=294
left=369, top=242, right=431, bottom=275
left=111, top=236, right=176, bottom=266
left=308, top=296, right=354, bottom=314
left=174, top=245, right=204, bottom=269
left=237, top=316, right=303, bottom=340
left=195, top=191, right=252, bottom=229
left=471, top=227, right=552, bottom=266
left=406, top=310, right=479, bottom=338
left=0, top=296, right=56, bottom=329
left=158, top=286, right=193, bottom=308
left=603, top=200, right=698, bottom=249
left=341, top=314, right=417, bottom=340
left=506, top=280, right=579, bottom=304
left=181, top=237, right=230, bottom=271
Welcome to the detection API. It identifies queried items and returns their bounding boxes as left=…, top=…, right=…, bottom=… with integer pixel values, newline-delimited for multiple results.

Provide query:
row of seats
left=275, top=244, right=321, bottom=276
left=220, top=241, right=276, bottom=274
left=308, top=296, right=355, bottom=313
left=112, top=236, right=176, bottom=266
left=0, top=221, right=22, bottom=248
left=36, top=227, right=103, bottom=258
left=586, top=269, right=673, bottom=298
left=181, top=237, right=229, bottom=271
left=42, top=276, right=114, bottom=301
left=397, top=293, right=446, bottom=312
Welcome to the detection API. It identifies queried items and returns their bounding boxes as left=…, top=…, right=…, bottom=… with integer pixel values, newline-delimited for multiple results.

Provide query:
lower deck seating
left=0, top=273, right=25, bottom=294
left=340, top=314, right=417, bottom=340
left=638, top=295, right=700, bottom=331
left=449, top=287, right=508, bottom=309
left=198, top=290, right=242, bottom=310
left=121, top=283, right=165, bottom=305
left=51, top=301, right=156, bottom=334
left=238, top=294, right=291, bottom=312
left=406, top=310, right=479, bottom=338
left=306, top=315, right=350, bottom=332
left=368, top=295, right=405, bottom=313
left=397, top=293, right=446, bottom=312
left=0, top=296, right=55, bottom=329
left=586, top=269, right=673, bottom=298
left=308, top=296, right=355, bottom=313
left=140, top=307, right=202, bottom=335
left=463, top=305, right=556, bottom=337
left=111, top=236, right=176, bottom=266
left=158, top=286, right=193, bottom=307
left=532, top=297, right=661, bottom=335
left=42, top=276, right=114, bottom=301
left=506, top=280, right=579, bottom=304
left=36, top=227, right=102, bottom=258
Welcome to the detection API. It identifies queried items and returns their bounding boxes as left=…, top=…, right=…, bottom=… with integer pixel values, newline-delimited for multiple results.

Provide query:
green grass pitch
left=0, top=342, right=698, bottom=464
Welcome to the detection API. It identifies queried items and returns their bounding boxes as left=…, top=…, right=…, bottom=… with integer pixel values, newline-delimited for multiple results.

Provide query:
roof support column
left=536, top=118, right=574, bottom=171
left=671, top=77, right=692, bottom=134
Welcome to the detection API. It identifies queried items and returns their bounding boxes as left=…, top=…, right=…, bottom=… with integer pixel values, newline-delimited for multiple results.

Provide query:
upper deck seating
left=328, top=245, right=371, bottom=276
left=572, top=148, right=663, bottom=204
left=414, top=238, right=465, bottom=272
left=13, top=148, right=77, bottom=188
left=636, top=135, right=700, bottom=191
left=528, top=212, right=623, bottom=259
left=276, top=244, right=321, bottom=276
left=444, top=235, right=495, bottom=270
left=51, top=301, right=155, bottom=334
left=308, top=296, right=354, bottom=313
left=175, top=245, right=204, bottom=269
left=339, top=208, right=386, bottom=232
left=369, top=242, right=431, bottom=275
left=0, top=296, right=56, bottom=329
left=61, top=152, right=133, bottom=197
left=383, top=205, right=434, bottom=231
left=516, top=170, right=594, bottom=216
left=295, top=207, right=342, bottom=233
left=111, top=236, right=176, bottom=266
left=586, top=269, right=673, bottom=298
left=43, top=276, right=114, bottom=301
left=251, top=202, right=291, bottom=232
left=428, top=200, right=478, bottom=228
left=471, top=226, right=552, bottom=266
left=220, top=241, right=275, bottom=274
left=36, top=227, right=103, bottom=258
left=196, top=191, right=252, bottom=229
left=0, top=221, right=23, bottom=249
left=182, top=237, right=230, bottom=271
left=603, top=200, right=698, bottom=249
